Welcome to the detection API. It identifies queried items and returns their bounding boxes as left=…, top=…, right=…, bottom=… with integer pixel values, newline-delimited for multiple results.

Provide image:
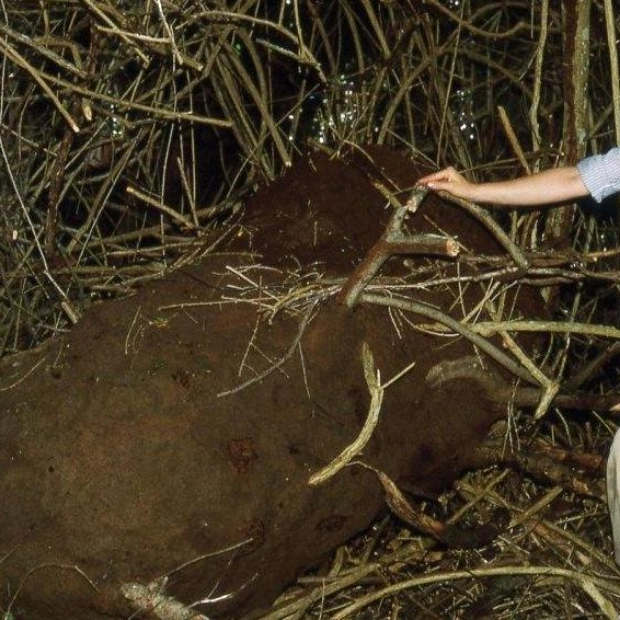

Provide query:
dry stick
left=94, top=27, right=171, bottom=45
left=31, top=68, right=231, bottom=126
left=232, top=28, right=293, bottom=166
left=168, top=229, right=245, bottom=271
left=471, top=319, right=620, bottom=340
left=529, top=0, right=549, bottom=150
left=434, top=190, right=529, bottom=270
left=498, top=105, right=530, bottom=174
left=479, top=466, right=596, bottom=556
left=225, top=265, right=280, bottom=302
left=338, top=189, right=459, bottom=308
left=0, top=37, right=79, bottom=132
left=259, top=543, right=435, bottom=620
left=459, top=48, right=542, bottom=114
left=0, top=356, right=47, bottom=392
left=217, top=300, right=318, bottom=398
left=197, top=9, right=309, bottom=50
left=6, top=563, right=99, bottom=618
left=529, top=438, right=605, bottom=472
left=309, top=343, right=386, bottom=486
left=341, top=1, right=366, bottom=82
left=61, top=300, right=80, bottom=325
left=66, top=141, right=140, bottom=255
left=8, top=263, right=166, bottom=282
left=377, top=37, right=455, bottom=145
left=255, top=35, right=326, bottom=82
left=122, top=581, right=208, bottom=620
left=466, top=246, right=620, bottom=266
left=176, top=157, right=200, bottom=228
left=126, top=186, right=195, bottom=230
left=399, top=40, right=417, bottom=145
left=436, top=8, right=464, bottom=169
left=0, top=119, right=75, bottom=320
left=80, top=0, right=150, bottom=65
left=330, top=566, right=620, bottom=620
left=45, top=101, right=81, bottom=256
left=603, top=0, right=620, bottom=142
left=339, top=234, right=459, bottom=307
left=124, top=306, right=142, bottom=356
left=80, top=199, right=242, bottom=249
left=287, top=0, right=328, bottom=85
left=423, top=0, right=531, bottom=39
left=0, top=22, right=89, bottom=78
left=96, top=8, right=202, bottom=71
left=497, top=329, right=559, bottom=420
left=498, top=104, right=537, bottom=245
left=364, top=64, right=388, bottom=142
left=457, top=477, right=616, bottom=571
left=360, top=292, right=536, bottom=385
left=449, top=470, right=511, bottom=526
left=290, top=0, right=304, bottom=55
left=306, top=0, right=337, bottom=75
left=564, top=341, right=620, bottom=391
left=367, top=465, right=448, bottom=541
left=237, top=315, right=262, bottom=379
left=220, top=38, right=291, bottom=168
left=477, top=443, right=604, bottom=499
left=508, top=485, right=563, bottom=529
left=554, top=215, right=599, bottom=380
left=359, top=0, right=390, bottom=58
left=484, top=296, right=559, bottom=419
left=153, top=0, right=184, bottom=67
left=212, top=56, right=268, bottom=175
left=427, top=354, right=620, bottom=412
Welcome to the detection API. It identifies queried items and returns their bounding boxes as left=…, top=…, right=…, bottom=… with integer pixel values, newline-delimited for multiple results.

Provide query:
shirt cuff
left=576, top=147, right=620, bottom=203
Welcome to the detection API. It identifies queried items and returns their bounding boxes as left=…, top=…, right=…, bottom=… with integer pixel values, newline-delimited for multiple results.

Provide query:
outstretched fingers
left=416, top=166, right=477, bottom=201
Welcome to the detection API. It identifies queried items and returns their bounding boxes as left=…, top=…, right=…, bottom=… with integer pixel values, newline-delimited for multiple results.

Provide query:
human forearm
left=417, top=166, right=590, bottom=207
left=469, top=166, right=589, bottom=206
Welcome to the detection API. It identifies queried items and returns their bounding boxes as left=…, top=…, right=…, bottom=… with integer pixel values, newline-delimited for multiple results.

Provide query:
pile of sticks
left=1, top=1, right=618, bottom=356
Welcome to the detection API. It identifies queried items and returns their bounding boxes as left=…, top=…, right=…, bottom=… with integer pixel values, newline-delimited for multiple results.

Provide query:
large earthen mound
left=0, top=146, right=538, bottom=619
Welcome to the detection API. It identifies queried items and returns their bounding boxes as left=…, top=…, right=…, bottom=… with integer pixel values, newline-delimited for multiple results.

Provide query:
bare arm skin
left=417, top=166, right=590, bottom=207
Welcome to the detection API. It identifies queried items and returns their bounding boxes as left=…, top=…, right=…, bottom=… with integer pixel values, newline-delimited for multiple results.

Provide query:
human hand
left=416, top=166, right=479, bottom=201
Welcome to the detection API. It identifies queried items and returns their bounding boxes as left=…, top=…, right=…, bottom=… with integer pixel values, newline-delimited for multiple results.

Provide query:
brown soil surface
left=0, top=146, right=540, bottom=619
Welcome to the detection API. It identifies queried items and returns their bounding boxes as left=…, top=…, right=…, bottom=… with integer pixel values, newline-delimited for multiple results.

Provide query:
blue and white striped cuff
left=576, top=147, right=620, bottom=203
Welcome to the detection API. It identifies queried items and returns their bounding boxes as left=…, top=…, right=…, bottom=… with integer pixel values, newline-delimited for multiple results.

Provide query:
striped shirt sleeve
left=576, top=147, right=620, bottom=203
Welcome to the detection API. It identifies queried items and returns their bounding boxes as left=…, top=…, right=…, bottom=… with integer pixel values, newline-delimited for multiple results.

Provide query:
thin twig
left=217, top=300, right=318, bottom=397
left=309, top=342, right=384, bottom=485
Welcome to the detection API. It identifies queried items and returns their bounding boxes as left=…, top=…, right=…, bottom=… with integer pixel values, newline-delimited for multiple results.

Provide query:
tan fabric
left=607, top=429, right=620, bottom=564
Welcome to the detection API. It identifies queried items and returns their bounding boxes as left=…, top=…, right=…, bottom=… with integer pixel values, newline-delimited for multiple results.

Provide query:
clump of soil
left=0, top=146, right=538, bottom=619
